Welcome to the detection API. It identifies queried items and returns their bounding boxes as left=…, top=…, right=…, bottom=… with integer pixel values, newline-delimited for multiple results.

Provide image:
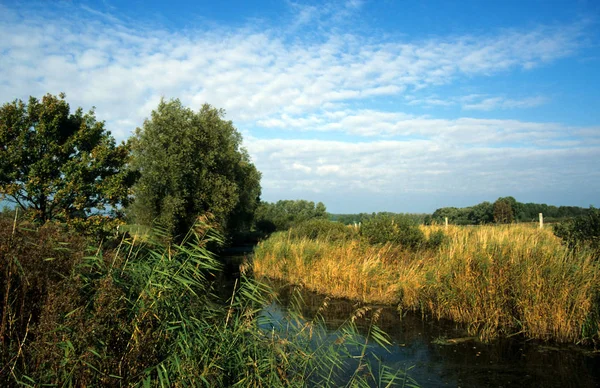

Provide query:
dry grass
left=253, top=224, right=600, bottom=343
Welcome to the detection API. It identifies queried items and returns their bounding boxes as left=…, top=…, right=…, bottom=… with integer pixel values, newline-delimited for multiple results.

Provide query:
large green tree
left=0, top=93, right=136, bottom=224
left=130, top=99, right=261, bottom=239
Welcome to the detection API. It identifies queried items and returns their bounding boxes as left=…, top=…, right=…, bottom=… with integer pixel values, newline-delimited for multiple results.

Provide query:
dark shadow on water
left=261, top=278, right=600, bottom=388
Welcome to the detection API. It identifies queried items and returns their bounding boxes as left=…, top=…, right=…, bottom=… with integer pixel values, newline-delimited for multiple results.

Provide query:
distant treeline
left=254, top=199, right=328, bottom=233
left=330, top=212, right=428, bottom=225
left=428, top=196, right=592, bottom=225
left=330, top=197, right=593, bottom=226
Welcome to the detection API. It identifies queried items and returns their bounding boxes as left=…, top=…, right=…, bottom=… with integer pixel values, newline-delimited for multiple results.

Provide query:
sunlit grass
left=253, top=224, right=600, bottom=343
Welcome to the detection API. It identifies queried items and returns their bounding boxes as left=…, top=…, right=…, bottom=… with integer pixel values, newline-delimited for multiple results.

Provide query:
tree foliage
left=331, top=212, right=428, bottom=225
left=0, top=93, right=136, bottom=226
left=493, top=198, right=515, bottom=224
left=553, top=207, right=600, bottom=251
left=431, top=197, right=590, bottom=225
left=130, top=98, right=261, bottom=239
left=254, top=200, right=327, bottom=233
left=288, top=218, right=355, bottom=241
left=360, top=213, right=425, bottom=248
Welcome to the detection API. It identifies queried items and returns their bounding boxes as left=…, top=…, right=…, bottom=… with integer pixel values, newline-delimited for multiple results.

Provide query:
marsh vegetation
left=0, top=216, right=416, bottom=386
left=254, top=218, right=600, bottom=343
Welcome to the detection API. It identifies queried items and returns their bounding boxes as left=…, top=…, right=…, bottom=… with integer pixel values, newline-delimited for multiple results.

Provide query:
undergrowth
left=0, top=216, right=417, bottom=387
left=254, top=224, right=600, bottom=344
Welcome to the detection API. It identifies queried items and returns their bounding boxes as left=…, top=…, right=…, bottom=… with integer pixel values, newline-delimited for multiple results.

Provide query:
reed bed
left=0, top=217, right=414, bottom=386
left=253, top=224, right=600, bottom=343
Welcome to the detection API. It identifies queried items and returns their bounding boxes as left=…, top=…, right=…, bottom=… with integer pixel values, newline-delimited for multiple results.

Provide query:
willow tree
left=0, top=93, right=136, bottom=225
left=130, top=99, right=261, bottom=239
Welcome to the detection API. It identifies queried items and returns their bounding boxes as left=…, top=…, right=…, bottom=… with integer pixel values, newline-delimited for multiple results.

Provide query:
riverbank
left=253, top=224, right=600, bottom=343
left=0, top=218, right=406, bottom=386
left=262, top=279, right=600, bottom=388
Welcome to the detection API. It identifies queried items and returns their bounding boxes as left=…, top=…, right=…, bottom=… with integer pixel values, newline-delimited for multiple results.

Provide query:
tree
left=361, top=213, right=424, bottom=248
left=0, top=93, right=136, bottom=225
left=470, top=201, right=494, bottom=224
left=493, top=198, right=514, bottom=224
left=254, top=200, right=328, bottom=232
left=130, top=99, right=261, bottom=239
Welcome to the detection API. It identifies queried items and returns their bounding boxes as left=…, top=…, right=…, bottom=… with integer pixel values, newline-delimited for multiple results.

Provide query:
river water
left=218, top=249, right=600, bottom=387
left=259, top=280, right=600, bottom=388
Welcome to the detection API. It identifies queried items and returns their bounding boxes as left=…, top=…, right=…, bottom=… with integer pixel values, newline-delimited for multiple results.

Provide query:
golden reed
left=253, top=225, right=600, bottom=342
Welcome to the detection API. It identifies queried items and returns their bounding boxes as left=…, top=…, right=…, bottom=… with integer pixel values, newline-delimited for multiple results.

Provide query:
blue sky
left=1, top=0, right=599, bottom=213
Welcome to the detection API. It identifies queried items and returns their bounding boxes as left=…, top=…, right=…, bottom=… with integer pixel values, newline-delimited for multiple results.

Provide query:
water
left=216, top=249, right=600, bottom=387
left=260, top=280, right=600, bottom=388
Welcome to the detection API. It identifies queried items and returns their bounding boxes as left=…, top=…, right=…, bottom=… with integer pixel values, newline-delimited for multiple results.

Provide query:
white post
left=539, top=213, right=543, bottom=229
left=445, top=217, right=448, bottom=229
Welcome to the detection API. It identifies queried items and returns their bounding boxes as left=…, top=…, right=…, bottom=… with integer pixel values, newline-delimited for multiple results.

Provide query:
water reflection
left=262, top=279, right=600, bottom=388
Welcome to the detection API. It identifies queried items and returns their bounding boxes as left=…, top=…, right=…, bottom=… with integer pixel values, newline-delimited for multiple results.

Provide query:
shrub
left=1, top=219, right=402, bottom=386
left=253, top=200, right=328, bottom=233
left=289, top=219, right=355, bottom=241
left=361, top=214, right=424, bottom=249
left=425, top=229, right=447, bottom=249
left=0, top=219, right=86, bottom=385
left=553, top=207, right=600, bottom=251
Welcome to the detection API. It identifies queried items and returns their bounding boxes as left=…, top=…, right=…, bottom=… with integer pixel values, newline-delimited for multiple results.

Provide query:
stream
left=219, top=249, right=600, bottom=387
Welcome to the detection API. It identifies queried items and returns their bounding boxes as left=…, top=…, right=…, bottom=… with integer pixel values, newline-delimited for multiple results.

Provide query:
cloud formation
left=0, top=3, right=584, bottom=135
left=406, top=94, right=549, bottom=111
left=0, top=1, right=597, bottom=211
left=246, top=136, right=599, bottom=199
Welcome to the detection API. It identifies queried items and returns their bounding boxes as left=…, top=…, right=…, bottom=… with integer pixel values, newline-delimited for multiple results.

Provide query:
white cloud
left=0, top=2, right=596, bottom=210
left=0, top=3, right=586, bottom=140
left=291, top=162, right=312, bottom=173
left=406, top=93, right=548, bottom=110
left=255, top=109, right=588, bottom=148
left=462, top=95, right=548, bottom=111
left=246, top=136, right=600, bottom=201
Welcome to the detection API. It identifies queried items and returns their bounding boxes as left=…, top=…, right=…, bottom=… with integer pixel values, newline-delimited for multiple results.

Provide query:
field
left=253, top=224, right=600, bottom=343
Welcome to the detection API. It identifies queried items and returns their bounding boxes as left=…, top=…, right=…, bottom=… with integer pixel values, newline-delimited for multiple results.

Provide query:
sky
left=1, top=0, right=599, bottom=213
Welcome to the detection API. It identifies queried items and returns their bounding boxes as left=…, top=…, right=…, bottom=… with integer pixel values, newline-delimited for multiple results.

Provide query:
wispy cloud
left=0, top=3, right=585, bottom=138
left=462, top=95, right=548, bottom=111
left=287, top=0, right=365, bottom=31
left=0, top=1, right=596, bottom=210
left=406, top=94, right=548, bottom=110
left=247, top=136, right=600, bottom=198
left=257, top=108, right=593, bottom=149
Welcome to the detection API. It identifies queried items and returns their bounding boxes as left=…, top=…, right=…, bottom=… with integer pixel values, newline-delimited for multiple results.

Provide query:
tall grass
left=0, top=216, right=416, bottom=386
left=253, top=224, right=600, bottom=343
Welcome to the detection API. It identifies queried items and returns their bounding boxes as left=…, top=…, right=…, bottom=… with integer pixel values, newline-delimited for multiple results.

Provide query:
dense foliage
left=254, top=199, right=327, bottom=233
left=130, top=99, right=261, bottom=240
left=0, top=93, right=136, bottom=230
left=553, top=207, right=600, bottom=251
left=360, top=214, right=425, bottom=248
left=430, top=196, right=591, bottom=225
left=288, top=218, right=356, bottom=241
left=493, top=198, right=514, bottom=224
left=330, top=212, right=428, bottom=225
left=0, top=218, right=410, bottom=386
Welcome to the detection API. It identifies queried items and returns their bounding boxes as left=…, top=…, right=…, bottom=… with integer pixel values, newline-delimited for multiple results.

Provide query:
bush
left=253, top=200, right=328, bottom=233
left=0, top=219, right=87, bottom=385
left=360, top=214, right=424, bottom=249
left=425, top=230, right=447, bottom=249
left=553, top=207, right=600, bottom=251
left=289, top=219, right=355, bottom=241
left=1, top=219, right=402, bottom=386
